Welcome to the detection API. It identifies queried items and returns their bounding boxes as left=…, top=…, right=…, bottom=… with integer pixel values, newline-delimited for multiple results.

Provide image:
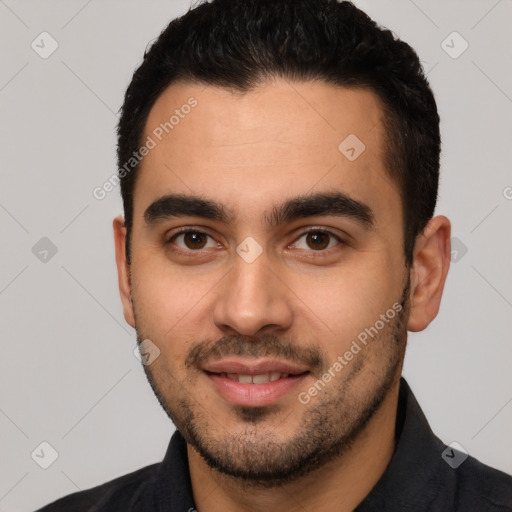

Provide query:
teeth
left=222, top=372, right=290, bottom=384
left=252, top=373, right=270, bottom=384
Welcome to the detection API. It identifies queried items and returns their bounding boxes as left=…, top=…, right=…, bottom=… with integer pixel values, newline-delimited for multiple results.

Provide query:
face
left=119, top=79, right=411, bottom=483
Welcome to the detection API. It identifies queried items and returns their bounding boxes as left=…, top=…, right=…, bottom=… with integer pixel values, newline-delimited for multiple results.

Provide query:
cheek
left=132, top=248, right=199, bottom=314
left=129, top=252, right=223, bottom=355
left=287, top=254, right=402, bottom=356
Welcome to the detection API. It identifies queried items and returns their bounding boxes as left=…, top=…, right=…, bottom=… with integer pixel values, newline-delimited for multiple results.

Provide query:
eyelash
left=166, top=227, right=344, bottom=254
left=167, top=228, right=220, bottom=251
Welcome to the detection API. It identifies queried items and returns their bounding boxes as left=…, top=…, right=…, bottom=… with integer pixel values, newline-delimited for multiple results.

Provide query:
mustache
left=185, top=334, right=324, bottom=373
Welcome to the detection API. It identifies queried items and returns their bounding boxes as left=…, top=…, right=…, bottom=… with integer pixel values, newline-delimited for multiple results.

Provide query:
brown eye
left=170, top=230, right=217, bottom=251
left=305, top=231, right=330, bottom=250
left=183, top=232, right=207, bottom=249
left=292, top=229, right=342, bottom=252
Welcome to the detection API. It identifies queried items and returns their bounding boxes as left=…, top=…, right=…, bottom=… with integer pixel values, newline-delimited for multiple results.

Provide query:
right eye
left=167, top=229, right=220, bottom=251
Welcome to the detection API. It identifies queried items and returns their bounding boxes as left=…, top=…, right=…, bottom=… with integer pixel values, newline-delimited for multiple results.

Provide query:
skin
left=113, top=79, right=451, bottom=511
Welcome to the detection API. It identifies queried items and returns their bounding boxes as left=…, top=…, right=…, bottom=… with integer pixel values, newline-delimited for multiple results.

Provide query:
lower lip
left=206, top=372, right=308, bottom=407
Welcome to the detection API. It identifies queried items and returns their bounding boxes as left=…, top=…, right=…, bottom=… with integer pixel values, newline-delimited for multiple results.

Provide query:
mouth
left=203, top=359, right=310, bottom=407
left=210, top=371, right=298, bottom=384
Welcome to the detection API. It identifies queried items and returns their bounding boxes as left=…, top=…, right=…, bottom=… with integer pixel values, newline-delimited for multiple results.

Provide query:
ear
left=113, top=215, right=135, bottom=328
left=407, top=215, right=451, bottom=332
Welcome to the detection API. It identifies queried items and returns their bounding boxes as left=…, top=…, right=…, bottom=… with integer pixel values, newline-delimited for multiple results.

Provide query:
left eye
left=292, top=230, right=341, bottom=251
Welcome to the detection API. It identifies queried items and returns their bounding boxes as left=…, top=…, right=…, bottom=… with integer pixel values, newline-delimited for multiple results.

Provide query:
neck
left=188, top=380, right=400, bottom=512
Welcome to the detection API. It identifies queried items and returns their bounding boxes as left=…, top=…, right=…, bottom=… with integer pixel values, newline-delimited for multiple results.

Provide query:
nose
left=212, top=251, right=294, bottom=337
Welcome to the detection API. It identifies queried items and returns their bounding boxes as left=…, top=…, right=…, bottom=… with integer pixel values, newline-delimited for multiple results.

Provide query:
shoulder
left=35, top=463, right=159, bottom=512
left=444, top=454, right=512, bottom=511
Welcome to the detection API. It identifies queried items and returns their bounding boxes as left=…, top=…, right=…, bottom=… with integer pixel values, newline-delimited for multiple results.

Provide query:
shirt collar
left=152, top=427, right=195, bottom=511
left=355, top=377, right=446, bottom=511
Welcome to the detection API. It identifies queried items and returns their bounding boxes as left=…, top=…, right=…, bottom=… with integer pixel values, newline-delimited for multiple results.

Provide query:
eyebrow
left=144, top=192, right=375, bottom=229
left=144, top=194, right=230, bottom=224
left=266, top=192, right=375, bottom=228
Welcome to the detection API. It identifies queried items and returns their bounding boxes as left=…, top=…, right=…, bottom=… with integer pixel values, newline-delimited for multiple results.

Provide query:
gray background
left=1, top=1, right=511, bottom=510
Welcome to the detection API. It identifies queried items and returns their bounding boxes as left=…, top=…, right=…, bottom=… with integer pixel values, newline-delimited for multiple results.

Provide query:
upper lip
left=203, top=358, right=309, bottom=376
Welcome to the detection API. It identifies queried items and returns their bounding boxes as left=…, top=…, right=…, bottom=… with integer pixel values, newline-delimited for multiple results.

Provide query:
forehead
left=135, top=79, right=399, bottom=227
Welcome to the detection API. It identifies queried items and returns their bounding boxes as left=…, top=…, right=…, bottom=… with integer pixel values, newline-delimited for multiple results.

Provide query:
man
left=37, top=0, right=512, bottom=510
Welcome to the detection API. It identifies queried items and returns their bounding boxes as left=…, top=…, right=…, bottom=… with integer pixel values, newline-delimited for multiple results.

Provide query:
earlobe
left=407, top=215, right=451, bottom=332
left=113, top=215, right=136, bottom=328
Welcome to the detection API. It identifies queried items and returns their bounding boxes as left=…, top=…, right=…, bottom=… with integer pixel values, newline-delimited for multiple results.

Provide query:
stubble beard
left=136, top=282, right=410, bottom=487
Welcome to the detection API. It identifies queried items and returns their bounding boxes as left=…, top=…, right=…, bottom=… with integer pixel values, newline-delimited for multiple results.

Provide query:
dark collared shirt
left=37, top=379, right=512, bottom=511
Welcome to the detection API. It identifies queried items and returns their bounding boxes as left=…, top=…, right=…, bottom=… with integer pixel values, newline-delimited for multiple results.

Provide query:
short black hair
left=117, top=0, right=440, bottom=265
